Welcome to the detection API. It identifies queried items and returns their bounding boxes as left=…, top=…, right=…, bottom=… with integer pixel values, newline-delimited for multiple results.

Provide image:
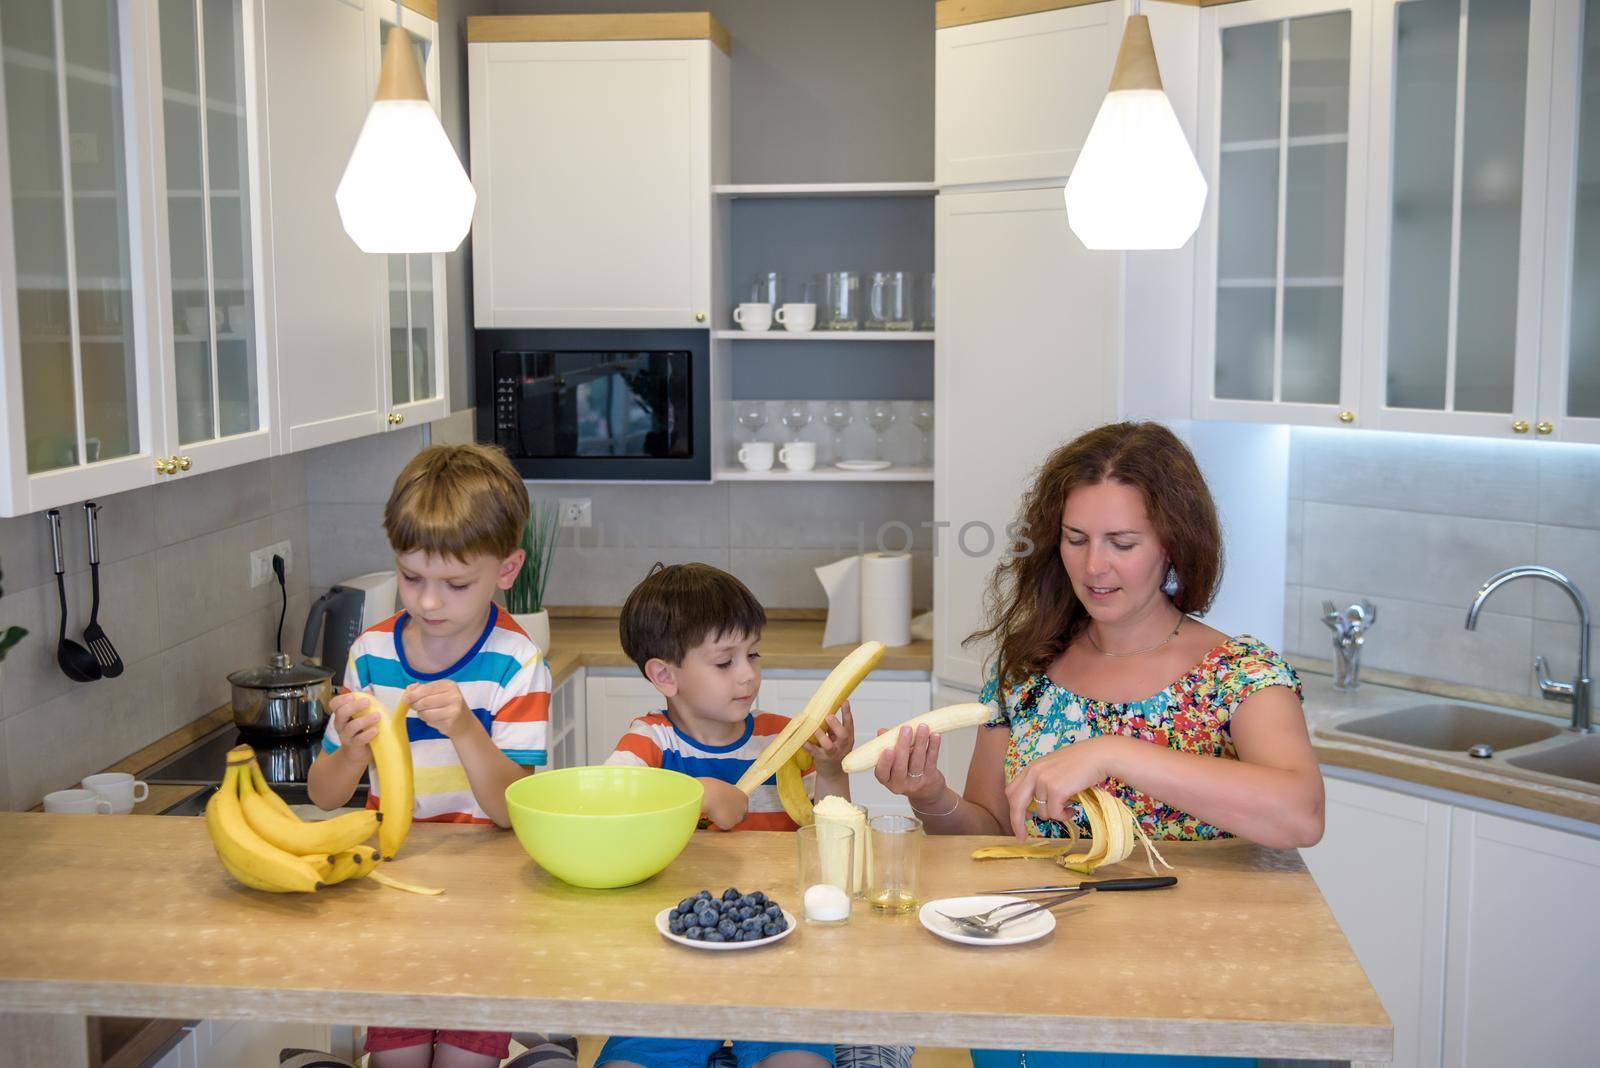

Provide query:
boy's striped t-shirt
left=604, top=711, right=811, bottom=832
left=319, top=604, right=550, bottom=824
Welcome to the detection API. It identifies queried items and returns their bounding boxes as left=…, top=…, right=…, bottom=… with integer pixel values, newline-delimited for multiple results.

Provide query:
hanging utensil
left=48, top=509, right=101, bottom=683
left=81, top=502, right=123, bottom=678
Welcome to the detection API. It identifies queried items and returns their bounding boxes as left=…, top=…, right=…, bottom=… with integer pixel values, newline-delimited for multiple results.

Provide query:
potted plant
left=505, top=499, right=558, bottom=654
left=0, top=556, right=27, bottom=688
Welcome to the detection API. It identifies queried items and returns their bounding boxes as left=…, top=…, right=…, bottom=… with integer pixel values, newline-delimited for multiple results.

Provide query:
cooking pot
left=227, top=652, right=333, bottom=736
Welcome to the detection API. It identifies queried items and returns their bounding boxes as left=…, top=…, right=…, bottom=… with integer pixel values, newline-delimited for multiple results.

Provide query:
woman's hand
left=871, top=724, right=948, bottom=808
left=1003, top=736, right=1122, bottom=841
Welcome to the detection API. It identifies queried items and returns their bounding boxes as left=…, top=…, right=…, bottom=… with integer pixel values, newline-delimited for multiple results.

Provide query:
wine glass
left=736, top=402, right=769, bottom=443
left=821, top=401, right=853, bottom=461
left=865, top=402, right=897, bottom=461
left=780, top=401, right=813, bottom=441
left=911, top=402, right=934, bottom=465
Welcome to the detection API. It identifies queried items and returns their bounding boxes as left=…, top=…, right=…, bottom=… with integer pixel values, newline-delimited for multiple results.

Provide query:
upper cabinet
left=467, top=14, right=729, bottom=329
left=1194, top=0, right=1371, bottom=429
left=934, top=2, right=1120, bottom=186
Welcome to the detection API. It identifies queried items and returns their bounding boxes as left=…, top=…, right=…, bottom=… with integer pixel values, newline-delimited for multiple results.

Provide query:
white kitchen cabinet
left=1441, top=808, right=1600, bottom=1067
left=547, top=668, right=587, bottom=769
left=931, top=681, right=981, bottom=798
left=762, top=676, right=931, bottom=814
left=260, top=0, right=385, bottom=453
left=933, top=186, right=1119, bottom=691
left=1362, top=0, right=1556, bottom=439
left=934, top=3, right=1120, bottom=186
left=585, top=672, right=664, bottom=762
left=467, top=17, right=728, bottom=328
left=1300, top=776, right=1450, bottom=1068
left=1194, top=0, right=1372, bottom=429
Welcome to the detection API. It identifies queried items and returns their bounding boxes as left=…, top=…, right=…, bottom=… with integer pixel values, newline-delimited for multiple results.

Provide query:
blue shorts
left=598, top=1036, right=836, bottom=1068
left=971, top=1053, right=1253, bottom=1067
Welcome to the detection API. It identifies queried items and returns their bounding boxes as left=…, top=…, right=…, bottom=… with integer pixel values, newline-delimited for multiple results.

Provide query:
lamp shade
left=1063, top=15, right=1206, bottom=251
left=335, top=28, right=476, bottom=254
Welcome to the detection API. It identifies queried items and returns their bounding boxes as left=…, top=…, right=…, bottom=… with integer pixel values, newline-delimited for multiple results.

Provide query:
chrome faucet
left=1465, top=566, right=1593, bottom=733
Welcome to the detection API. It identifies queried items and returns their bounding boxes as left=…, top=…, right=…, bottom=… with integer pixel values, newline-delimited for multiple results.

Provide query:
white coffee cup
left=227, top=304, right=248, bottom=335
left=183, top=305, right=208, bottom=337
left=43, top=788, right=113, bottom=814
left=776, top=303, right=817, bottom=333
left=82, top=772, right=149, bottom=815
left=733, top=302, right=773, bottom=332
left=780, top=440, right=817, bottom=472
left=738, top=441, right=776, bottom=471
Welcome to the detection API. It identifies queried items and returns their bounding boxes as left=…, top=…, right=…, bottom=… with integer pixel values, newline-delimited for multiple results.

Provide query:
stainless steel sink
left=1508, top=735, right=1600, bottom=786
left=1333, top=703, right=1563, bottom=754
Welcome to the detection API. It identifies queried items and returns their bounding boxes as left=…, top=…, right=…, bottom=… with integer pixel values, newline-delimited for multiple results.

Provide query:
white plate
left=836, top=460, right=891, bottom=471
left=655, top=907, right=798, bottom=951
left=918, top=895, right=1057, bottom=947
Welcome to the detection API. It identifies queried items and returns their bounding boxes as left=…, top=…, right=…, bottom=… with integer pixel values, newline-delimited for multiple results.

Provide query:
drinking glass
left=915, top=272, right=935, bottom=331
left=911, top=402, right=934, bottom=465
left=868, top=813, right=923, bottom=913
left=736, top=402, right=769, bottom=442
left=749, top=271, right=785, bottom=310
left=797, top=824, right=855, bottom=925
left=822, top=401, right=853, bottom=460
left=865, top=402, right=897, bottom=461
left=780, top=401, right=812, bottom=441
left=866, top=271, right=913, bottom=331
left=817, top=271, right=861, bottom=330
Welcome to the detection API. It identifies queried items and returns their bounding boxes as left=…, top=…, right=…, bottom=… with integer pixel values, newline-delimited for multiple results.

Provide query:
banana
left=205, top=753, right=323, bottom=893
left=775, top=755, right=813, bottom=826
left=361, top=694, right=415, bottom=859
left=325, top=845, right=380, bottom=884
left=967, top=786, right=1174, bottom=877
left=239, top=766, right=380, bottom=856
left=971, top=842, right=1073, bottom=860
left=300, top=853, right=335, bottom=881
left=369, top=869, right=443, bottom=895
left=840, top=703, right=989, bottom=773
left=248, top=762, right=298, bottom=821
left=812, top=794, right=869, bottom=895
left=736, top=641, right=885, bottom=794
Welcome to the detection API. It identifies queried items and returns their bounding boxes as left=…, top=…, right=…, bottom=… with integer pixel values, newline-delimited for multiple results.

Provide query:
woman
left=873, top=422, right=1323, bottom=1068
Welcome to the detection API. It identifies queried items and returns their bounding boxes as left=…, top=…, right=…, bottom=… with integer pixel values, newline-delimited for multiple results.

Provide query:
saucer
left=835, top=460, right=891, bottom=472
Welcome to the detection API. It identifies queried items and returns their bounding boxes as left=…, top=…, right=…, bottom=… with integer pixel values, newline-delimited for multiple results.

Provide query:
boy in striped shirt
left=307, top=442, right=564, bottom=1068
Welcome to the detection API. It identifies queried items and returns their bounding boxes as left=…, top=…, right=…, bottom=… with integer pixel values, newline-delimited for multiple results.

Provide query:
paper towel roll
left=860, top=552, right=912, bottom=647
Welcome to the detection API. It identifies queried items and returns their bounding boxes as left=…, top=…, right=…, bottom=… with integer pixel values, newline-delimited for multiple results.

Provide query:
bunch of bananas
left=205, top=746, right=380, bottom=893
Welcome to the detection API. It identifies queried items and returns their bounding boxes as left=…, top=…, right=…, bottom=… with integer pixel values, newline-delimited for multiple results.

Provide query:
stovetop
left=147, top=724, right=368, bottom=815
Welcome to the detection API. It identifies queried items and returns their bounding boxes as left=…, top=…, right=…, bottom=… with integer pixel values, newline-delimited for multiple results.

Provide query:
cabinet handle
left=1537, top=421, right=1554, bottom=436
left=1337, top=410, right=1355, bottom=424
left=694, top=312, right=706, bottom=323
left=155, top=457, right=175, bottom=475
left=388, top=412, right=404, bottom=426
left=176, top=455, right=191, bottom=471
left=1512, top=420, right=1530, bottom=434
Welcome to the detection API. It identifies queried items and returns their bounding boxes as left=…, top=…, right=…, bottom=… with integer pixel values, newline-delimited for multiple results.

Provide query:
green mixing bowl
left=505, top=766, right=704, bottom=888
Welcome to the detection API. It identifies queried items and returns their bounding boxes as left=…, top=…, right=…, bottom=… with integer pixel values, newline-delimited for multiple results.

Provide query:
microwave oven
left=475, top=328, right=710, bottom=481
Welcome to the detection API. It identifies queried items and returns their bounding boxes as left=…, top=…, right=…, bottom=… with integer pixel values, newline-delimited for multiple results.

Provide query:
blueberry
left=704, top=931, right=725, bottom=942
left=669, top=917, right=686, bottom=934
left=764, top=904, right=783, bottom=921
left=717, top=918, right=737, bottom=938
left=737, top=894, right=757, bottom=909
left=749, top=891, right=767, bottom=906
left=722, top=887, right=741, bottom=901
left=697, top=890, right=713, bottom=901
left=685, top=925, right=703, bottom=939
left=679, top=897, right=698, bottom=914
left=696, top=908, right=719, bottom=928
left=741, top=916, right=764, bottom=931
left=761, top=921, right=781, bottom=937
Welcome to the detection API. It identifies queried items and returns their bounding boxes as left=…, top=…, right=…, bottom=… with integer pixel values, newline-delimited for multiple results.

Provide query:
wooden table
left=0, top=814, right=1390, bottom=1065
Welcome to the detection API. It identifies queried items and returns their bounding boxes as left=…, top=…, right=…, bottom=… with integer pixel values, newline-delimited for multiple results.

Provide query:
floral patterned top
left=979, top=634, right=1302, bottom=841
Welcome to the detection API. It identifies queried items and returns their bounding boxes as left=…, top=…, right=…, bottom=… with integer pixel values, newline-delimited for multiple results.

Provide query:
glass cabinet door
left=1371, top=0, right=1546, bottom=435
left=155, top=0, right=266, bottom=465
left=377, top=8, right=445, bottom=425
left=1199, top=1, right=1365, bottom=426
left=1, top=0, right=145, bottom=481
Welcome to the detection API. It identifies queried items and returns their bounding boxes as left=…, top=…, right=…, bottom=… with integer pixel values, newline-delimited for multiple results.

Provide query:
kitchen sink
left=1332, top=703, right=1562, bottom=754
left=1508, top=735, right=1600, bottom=786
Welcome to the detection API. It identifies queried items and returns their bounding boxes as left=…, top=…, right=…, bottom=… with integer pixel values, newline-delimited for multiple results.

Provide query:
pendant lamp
left=335, top=19, right=476, bottom=254
left=1063, top=13, right=1206, bottom=251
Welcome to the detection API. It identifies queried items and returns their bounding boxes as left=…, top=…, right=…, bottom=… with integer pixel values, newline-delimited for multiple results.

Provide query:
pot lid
left=228, top=651, right=333, bottom=689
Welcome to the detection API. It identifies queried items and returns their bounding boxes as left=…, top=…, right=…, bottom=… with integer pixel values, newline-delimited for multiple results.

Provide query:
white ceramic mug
left=183, top=305, right=209, bottom=337
left=82, top=772, right=149, bottom=815
left=776, top=303, right=817, bottom=333
left=227, top=304, right=248, bottom=335
left=780, top=440, right=817, bottom=472
left=737, top=441, right=775, bottom=471
left=733, top=302, right=773, bottom=332
left=43, top=788, right=113, bottom=814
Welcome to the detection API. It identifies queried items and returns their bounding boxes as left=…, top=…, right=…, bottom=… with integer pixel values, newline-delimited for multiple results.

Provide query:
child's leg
left=366, top=1047, right=435, bottom=1068
left=732, top=1042, right=834, bottom=1068
left=365, top=1027, right=437, bottom=1068
left=432, top=1030, right=513, bottom=1068
left=429, top=1045, right=500, bottom=1068
left=750, top=1053, right=832, bottom=1068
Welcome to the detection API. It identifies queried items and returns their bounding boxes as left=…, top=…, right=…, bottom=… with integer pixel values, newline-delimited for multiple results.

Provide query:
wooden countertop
left=0, top=814, right=1389, bottom=1062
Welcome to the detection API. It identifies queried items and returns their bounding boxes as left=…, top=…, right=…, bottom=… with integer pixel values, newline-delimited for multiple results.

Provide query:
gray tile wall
left=1285, top=428, right=1600, bottom=702
left=0, top=455, right=311, bottom=810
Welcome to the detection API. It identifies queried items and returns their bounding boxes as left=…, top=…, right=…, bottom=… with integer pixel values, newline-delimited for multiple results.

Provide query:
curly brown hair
left=968, top=421, right=1223, bottom=692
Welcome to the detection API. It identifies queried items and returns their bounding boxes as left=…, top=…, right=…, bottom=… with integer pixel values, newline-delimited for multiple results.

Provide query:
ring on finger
left=908, top=770, right=924, bottom=779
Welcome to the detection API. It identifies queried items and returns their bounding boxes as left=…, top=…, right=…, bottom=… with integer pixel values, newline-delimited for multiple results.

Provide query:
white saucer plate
left=918, top=895, right=1057, bottom=947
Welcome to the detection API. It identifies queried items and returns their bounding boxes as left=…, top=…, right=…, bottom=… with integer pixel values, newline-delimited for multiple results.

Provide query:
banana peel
left=735, top=641, right=884, bottom=795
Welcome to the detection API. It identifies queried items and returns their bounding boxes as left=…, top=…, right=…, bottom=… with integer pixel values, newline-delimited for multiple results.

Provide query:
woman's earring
left=1162, top=565, right=1180, bottom=598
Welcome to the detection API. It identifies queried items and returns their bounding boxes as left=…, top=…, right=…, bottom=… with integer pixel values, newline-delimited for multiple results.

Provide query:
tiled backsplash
left=0, top=455, right=312, bottom=811
left=1285, top=428, right=1600, bottom=705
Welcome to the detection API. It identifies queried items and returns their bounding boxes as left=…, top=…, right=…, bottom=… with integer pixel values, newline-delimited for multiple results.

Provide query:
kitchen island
left=0, top=813, right=1389, bottom=1065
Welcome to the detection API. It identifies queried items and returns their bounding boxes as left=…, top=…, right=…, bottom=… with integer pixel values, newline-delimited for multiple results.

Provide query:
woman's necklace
left=1086, top=613, right=1184, bottom=657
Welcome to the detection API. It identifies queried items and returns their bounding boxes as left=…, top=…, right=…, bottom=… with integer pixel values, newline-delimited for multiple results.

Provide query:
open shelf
left=714, top=329, right=934, bottom=342
left=714, top=463, right=932, bottom=482
left=714, top=182, right=938, bottom=198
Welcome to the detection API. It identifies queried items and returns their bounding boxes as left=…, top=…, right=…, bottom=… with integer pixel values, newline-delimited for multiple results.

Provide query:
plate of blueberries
left=657, top=887, right=795, bottom=951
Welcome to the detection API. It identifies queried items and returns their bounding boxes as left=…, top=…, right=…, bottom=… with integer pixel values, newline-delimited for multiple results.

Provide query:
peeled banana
left=840, top=702, right=990, bottom=773
left=736, top=641, right=885, bottom=795
left=812, top=794, right=869, bottom=895
left=205, top=753, right=324, bottom=893
left=970, top=786, right=1173, bottom=876
left=775, top=755, right=813, bottom=826
left=358, top=694, right=415, bottom=859
left=239, top=775, right=380, bottom=855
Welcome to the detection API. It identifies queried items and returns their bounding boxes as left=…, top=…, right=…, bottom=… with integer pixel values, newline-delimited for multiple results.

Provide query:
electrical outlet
left=248, top=540, right=293, bottom=588
left=558, top=497, right=591, bottom=529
